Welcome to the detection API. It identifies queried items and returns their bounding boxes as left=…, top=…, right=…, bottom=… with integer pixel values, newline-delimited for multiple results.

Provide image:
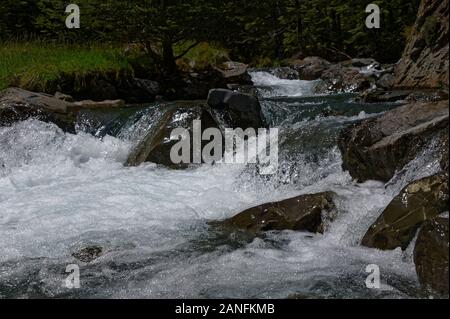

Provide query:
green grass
left=0, top=41, right=231, bottom=92
left=0, top=42, right=132, bottom=91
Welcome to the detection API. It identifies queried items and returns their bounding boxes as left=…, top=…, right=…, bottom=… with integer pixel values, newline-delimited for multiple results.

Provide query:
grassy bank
left=0, top=41, right=232, bottom=93
left=0, top=42, right=132, bottom=91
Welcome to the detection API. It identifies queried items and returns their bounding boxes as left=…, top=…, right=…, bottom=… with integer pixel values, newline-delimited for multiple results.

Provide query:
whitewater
left=0, top=71, right=440, bottom=298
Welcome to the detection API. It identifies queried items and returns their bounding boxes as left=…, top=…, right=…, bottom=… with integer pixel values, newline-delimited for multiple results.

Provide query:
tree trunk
left=162, top=40, right=177, bottom=75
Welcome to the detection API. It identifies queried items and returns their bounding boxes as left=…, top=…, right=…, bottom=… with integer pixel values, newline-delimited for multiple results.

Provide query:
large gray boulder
left=207, top=89, right=266, bottom=129
left=338, top=100, right=449, bottom=182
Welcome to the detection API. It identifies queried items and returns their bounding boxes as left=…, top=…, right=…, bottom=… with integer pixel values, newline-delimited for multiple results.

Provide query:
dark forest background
left=1, top=0, right=420, bottom=66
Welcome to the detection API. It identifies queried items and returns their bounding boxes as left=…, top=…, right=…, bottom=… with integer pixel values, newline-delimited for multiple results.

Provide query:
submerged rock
left=72, top=246, right=103, bottom=263
left=218, top=192, right=336, bottom=235
left=338, top=100, right=449, bottom=182
left=362, top=174, right=449, bottom=250
left=207, top=89, right=266, bottom=129
left=414, top=216, right=449, bottom=297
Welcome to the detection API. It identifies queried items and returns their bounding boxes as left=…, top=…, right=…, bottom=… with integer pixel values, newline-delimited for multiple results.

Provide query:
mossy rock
left=362, top=174, right=449, bottom=250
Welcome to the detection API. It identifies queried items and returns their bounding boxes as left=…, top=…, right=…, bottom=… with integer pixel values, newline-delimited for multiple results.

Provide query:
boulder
left=270, top=67, right=299, bottom=80
left=338, top=100, right=449, bottom=182
left=414, top=217, right=449, bottom=296
left=207, top=89, right=266, bottom=129
left=394, top=0, right=449, bottom=89
left=126, top=103, right=221, bottom=168
left=218, top=192, right=336, bottom=235
left=289, top=56, right=332, bottom=81
left=362, top=174, right=449, bottom=250
left=0, top=87, right=129, bottom=132
left=359, top=89, right=413, bottom=103
left=314, top=64, right=374, bottom=93
left=215, top=61, right=252, bottom=85
left=72, top=246, right=103, bottom=263
left=0, top=87, right=75, bottom=131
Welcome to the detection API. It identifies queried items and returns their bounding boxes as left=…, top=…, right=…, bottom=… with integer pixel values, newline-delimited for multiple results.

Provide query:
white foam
left=250, top=71, right=319, bottom=98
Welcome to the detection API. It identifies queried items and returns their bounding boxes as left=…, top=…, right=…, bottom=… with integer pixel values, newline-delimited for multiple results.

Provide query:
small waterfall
left=250, top=70, right=320, bottom=98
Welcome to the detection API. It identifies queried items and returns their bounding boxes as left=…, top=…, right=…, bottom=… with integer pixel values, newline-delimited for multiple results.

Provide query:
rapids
left=0, top=71, right=440, bottom=298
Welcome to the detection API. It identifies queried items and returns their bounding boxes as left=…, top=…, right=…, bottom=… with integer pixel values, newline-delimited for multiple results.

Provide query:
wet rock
left=0, top=87, right=76, bottom=131
left=359, top=89, right=413, bottom=103
left=362, top=174, right=449, bottom=250
left=315, top=64, right=374, bottom=93
left=218, top=192, right=336, bottom=235
left=405, top=89, right=449, bottom=103
left=270, top=67, right=300, bottom=80
left=0, top=87, right=130, bottom=132
left=289, top=56, right=332, bottom=80
left=414, top=216, right=449, bottom=297
left=207, top=89, right=266, bottom=129
left=126, top=103, right=221, bottom=168
left=72, top=246, right=103, bottom=263
left=394, top=0, right=449, bottom=89
left=338, top=100, right=449, bottom=182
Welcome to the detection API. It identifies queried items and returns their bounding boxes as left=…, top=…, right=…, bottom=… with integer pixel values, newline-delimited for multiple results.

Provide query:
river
left=0, top=71, right=440, bottom=298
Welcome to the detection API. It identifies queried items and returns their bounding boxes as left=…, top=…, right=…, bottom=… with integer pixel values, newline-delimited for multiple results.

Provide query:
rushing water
left=0, top=71, right=440, bottom=298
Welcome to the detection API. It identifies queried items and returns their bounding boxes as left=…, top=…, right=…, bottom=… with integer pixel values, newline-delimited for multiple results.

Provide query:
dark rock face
left=338, top=100, right=449, bottom=182
left=207, top=89, right=266, bottom=129
left=414, top=217, right=449, bottom=297
left=126, top=103, right=221, bottom=168
left=218, top=192, right=336, bottom=235
left=362, top=174, right=449, bottom=250
left=72, top=246, right=103, bottom=263
left=394, top=0, right=449, bottom=89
